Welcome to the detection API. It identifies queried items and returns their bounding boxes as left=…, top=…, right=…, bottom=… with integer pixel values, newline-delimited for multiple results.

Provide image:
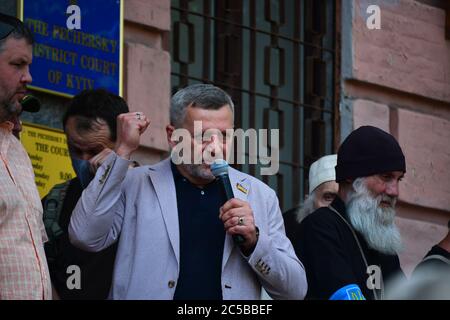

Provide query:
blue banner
left=20, top=0, right=122, bottom=97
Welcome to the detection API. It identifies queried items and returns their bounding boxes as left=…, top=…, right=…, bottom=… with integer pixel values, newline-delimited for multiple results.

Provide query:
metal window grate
left=171, top=0, right=337, bottom=211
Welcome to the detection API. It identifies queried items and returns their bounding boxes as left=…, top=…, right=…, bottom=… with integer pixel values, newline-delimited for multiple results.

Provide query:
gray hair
left=170, top=84, right=234, bottom=128
left=296, top=192, right=316, bottom=223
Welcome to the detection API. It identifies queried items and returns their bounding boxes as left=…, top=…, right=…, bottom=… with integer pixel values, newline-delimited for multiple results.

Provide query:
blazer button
left=168, top=280, right=176, bottom=288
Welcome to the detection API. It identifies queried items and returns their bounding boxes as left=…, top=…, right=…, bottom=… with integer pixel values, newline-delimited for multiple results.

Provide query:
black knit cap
left=335, top=126, right=406, bottom=182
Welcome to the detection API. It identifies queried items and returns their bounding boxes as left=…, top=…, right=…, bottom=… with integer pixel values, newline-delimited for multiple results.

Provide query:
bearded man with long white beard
left=295, top=126, right=406, bottom=300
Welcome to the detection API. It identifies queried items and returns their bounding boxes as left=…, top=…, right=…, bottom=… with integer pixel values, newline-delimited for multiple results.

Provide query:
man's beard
left=346, top=177, right=403, bottom=255
left=296, top=193, right=316, bottom=223
left=183, top=163, right=215, bottom=181
left=0, top=99, right=21, bottom=123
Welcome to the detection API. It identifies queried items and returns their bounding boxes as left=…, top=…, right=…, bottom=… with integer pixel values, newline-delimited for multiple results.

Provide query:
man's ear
left=166, top=125, right=176, bottom=149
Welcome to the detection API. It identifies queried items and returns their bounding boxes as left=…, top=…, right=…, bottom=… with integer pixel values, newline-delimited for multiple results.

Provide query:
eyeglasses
left=0, top=14, right=19, bottom=41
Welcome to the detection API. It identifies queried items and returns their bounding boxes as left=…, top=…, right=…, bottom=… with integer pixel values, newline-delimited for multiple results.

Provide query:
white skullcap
left=309, top=154, right=337, bottom=193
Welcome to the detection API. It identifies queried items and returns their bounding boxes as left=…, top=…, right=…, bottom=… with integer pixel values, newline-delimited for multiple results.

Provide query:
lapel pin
left=236, top=183, right=248, bottom=195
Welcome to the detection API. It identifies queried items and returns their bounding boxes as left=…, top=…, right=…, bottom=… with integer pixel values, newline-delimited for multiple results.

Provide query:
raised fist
left=114, top=112, right=150, bottom=159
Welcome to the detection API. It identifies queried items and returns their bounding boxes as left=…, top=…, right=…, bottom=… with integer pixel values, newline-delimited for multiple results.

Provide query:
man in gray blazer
left=69, top=84, right=307, bottom=299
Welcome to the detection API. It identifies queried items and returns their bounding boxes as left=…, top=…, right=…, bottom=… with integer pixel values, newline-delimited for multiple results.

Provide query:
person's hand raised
left=114, top=112, right=150, bottom=159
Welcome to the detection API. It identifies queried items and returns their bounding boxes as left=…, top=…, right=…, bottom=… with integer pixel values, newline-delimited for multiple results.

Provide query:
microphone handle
left=217, top=174, right=245, bottom=245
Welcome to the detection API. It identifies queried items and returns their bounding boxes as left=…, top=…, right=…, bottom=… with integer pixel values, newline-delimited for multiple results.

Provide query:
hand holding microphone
left=212, top=159, right=259, bottom=255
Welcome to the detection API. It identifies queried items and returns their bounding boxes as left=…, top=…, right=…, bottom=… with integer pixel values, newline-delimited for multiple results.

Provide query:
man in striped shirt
left=0, top=13, right=51, bottom=299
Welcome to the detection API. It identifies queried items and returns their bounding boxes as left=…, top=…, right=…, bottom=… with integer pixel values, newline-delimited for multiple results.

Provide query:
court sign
left=18, top=0, right=123, bottom=97
left=20, top=122, right=76, bottom=199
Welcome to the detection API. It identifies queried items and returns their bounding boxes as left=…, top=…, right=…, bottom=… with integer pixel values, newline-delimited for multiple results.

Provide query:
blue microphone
left=329, top=284, right=366, bottom=300
left=211, top=159, right=245, bottom=245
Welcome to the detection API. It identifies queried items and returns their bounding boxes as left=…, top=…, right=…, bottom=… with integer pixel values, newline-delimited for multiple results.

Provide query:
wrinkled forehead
left=65, top=116, right=112, bottom=143
left=374, top=171, right=405, bottom=180
left=0, top=37, right=32, bottom=59
left=183, top=104, right=234, bottom=131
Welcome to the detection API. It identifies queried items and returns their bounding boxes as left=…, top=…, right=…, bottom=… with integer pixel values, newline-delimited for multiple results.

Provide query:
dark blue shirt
left=172, top=163, right=226, bottom=300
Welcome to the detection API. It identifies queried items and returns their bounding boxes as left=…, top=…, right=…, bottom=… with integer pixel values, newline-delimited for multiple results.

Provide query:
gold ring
left=238, top=217, right=245, bottom=226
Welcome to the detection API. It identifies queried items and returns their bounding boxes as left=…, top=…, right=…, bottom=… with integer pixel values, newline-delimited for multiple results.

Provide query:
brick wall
left=124, top=0, right=171, bottom=164
left=352, top=0, right=450, bottom=102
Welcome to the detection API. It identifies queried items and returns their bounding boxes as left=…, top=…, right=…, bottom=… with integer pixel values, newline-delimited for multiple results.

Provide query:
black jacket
left=286, top=196, right=405, bottom=300
left=43, top=178, right=117, bottom=300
